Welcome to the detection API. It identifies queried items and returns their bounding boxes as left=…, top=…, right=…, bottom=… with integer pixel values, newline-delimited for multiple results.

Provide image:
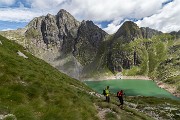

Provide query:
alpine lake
left=84, top=79, right=180, bottom=100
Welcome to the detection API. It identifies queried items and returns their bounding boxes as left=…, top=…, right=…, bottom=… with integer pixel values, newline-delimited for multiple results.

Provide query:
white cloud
left=103, top=18, right=122, bottom=34
left=26, top=0, right=66, bottom=9
left=0, top=0, right=179, bottom=34
left=136, top=0, right=180, bottom=33
left=103, top=23, right=121, bottom=34
left=0, top=0, right=169, bottom=22
left=0, top=8, right=42, bottom=22
left=62, top=0, right=167, bottom=21
left=103, top=19, right=134, bottom=34
left=0, top=0, right=16, bottom=7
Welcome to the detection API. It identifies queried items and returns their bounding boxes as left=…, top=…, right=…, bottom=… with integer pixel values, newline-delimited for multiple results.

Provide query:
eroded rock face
left=56, top=9, right=80, bottom=53
left=73, top=20, right=108, bottom=65
left=41, top=14, right=60, bottom=48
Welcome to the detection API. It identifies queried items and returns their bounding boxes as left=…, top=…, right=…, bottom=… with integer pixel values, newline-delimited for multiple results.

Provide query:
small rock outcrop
left=17, top=50, right=28, bottom=59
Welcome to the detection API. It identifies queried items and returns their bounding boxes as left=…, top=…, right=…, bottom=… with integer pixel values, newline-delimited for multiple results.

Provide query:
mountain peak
left=120, top=21, right=139, bottom=31
left=114, top=21, right=142, bottom=42
left=56, top=9, right=80, bottom=28
left=57, top=9, right=69, bottom=14
left=57, top=9, right=74, bottom=18
left=122, top=21, right=138, bottom=26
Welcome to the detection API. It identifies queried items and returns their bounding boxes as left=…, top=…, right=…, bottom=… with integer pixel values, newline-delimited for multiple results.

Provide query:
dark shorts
left=118, top=96, right=123, bottom=105
left=106, top=96, right=110, bottom=102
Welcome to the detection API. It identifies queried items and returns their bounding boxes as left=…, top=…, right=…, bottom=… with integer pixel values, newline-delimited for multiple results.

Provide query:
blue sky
left=0, top=0, right=179, bottom=34
left=0, top=21, right=28, bottom=31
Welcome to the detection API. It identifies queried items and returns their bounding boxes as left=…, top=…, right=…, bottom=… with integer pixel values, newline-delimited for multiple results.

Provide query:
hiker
left=117, top=90, right=125, bottom=109
left=103, top=86, right=110, bottom=102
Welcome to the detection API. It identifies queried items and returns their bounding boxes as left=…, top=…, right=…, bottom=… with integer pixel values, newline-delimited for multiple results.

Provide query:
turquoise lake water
left=84, top=79, right=179, bottom=100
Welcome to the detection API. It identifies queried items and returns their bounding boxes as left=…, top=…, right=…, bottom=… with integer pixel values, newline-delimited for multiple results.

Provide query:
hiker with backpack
left=117, top=90, right=125, bottom=109
left=103, top=86, right=110, bottom=103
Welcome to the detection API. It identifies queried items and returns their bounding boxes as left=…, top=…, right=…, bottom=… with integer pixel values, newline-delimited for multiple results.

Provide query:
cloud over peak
left=136, top=0, right=180, bottom=33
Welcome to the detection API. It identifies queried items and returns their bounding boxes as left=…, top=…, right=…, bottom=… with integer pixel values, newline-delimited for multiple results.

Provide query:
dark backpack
left=103, top=89, right=106, bottom=96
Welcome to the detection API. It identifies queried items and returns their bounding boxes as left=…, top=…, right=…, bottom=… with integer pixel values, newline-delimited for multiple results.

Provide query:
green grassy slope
left=0, top=35, right=98, bottom=120
left=0, top=35, right=157, bottom=120
left=1, top=33, right=179, bottom=120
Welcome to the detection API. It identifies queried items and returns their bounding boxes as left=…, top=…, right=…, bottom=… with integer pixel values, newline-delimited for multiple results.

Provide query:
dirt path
left=94, top=103, right=121, bottom=120
left=95, top=104, right=111, bottom=120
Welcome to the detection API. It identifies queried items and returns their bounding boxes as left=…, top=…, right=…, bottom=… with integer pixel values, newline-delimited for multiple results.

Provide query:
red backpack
left=117, top=91, right=123, bottom=97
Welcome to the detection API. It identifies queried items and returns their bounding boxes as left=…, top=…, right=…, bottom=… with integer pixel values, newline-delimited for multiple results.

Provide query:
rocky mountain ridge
left=0, top=9, right=178, bottom=84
